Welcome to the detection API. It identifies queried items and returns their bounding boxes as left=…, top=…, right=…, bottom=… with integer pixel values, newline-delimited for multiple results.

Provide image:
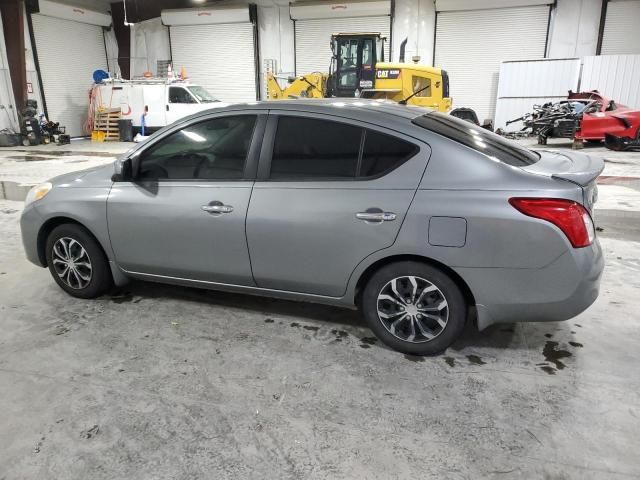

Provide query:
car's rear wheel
left=361, top=262, right=467, bottom=355
left=45, top=224, right=112, bottom=298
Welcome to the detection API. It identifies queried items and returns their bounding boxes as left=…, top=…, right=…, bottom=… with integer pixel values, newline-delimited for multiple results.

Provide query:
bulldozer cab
left=328, top=33, right=385, bottom=98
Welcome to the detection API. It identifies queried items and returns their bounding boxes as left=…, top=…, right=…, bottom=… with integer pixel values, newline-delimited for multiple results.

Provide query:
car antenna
left=399, top=84, right=431, bottom=105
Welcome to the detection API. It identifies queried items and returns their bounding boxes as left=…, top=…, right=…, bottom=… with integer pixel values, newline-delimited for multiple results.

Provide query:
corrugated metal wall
left=581, top=55, right=640, bottom=108
left=294, top=16, right=391, bottom=75
left=494, top=58, right=581, bottom=131
left=494, top=55, right=640, bottom=131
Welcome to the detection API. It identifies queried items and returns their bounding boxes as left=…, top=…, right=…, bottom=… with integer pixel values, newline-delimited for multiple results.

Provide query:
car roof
left=204, top=99, right=429, bottom=124
left=128, top=99, right=435, bottom=158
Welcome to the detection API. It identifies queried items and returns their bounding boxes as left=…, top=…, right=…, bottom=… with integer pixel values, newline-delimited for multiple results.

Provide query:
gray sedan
left=20, top=100, right=604, bottom=355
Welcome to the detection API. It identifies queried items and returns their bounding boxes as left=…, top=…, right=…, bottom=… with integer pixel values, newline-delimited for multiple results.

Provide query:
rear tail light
left=509, top=198, right=595, bottom=248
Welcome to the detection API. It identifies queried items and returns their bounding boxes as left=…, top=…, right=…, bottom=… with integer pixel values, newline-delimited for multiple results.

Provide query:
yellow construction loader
left=266, top=33, right=452, bottom=112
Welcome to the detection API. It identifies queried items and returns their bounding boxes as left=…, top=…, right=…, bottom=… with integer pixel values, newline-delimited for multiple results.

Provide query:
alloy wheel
left=376, top=276, right=449, bottom=343
left=51, top=237, right=93, bottom=290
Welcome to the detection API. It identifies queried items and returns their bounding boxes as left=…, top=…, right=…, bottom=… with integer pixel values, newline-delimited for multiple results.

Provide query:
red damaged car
left=512, top=90, right=640, bottom=147
left=572, top=91, right=640, bottom=143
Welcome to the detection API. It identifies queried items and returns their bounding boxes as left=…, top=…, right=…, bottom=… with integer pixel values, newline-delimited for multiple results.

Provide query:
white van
left=92, top=79, right=227, bottom=132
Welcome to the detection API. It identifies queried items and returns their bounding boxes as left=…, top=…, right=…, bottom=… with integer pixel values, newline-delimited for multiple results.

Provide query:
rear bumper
left=456, top=239, right=604, bottom=330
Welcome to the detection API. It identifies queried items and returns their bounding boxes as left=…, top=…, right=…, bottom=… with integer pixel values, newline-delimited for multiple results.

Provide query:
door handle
left=202, top=204, right=233, bottom=214
left=356, top=211, right=396, bottom=222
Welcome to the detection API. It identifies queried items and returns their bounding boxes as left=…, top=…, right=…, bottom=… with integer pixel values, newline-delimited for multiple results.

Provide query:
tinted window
left=412, top=112, right=539, bottom=166
left=360, top=131, right=418, bottom=177
left=270, top=117, right=361, bottom=179
left=139, top=116, right=256, bottom=180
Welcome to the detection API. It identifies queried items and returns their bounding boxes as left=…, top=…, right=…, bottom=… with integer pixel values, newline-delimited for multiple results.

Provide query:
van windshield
left=412, top=111, right=540, bottom=166
left=187, top=86, right=220, bottom=103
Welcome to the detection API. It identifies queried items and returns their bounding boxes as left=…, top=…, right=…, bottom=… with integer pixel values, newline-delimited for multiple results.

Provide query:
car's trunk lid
left=521, top=150, right=604, bottom=212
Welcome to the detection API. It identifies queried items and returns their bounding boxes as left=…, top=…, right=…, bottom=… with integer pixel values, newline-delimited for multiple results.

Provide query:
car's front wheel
left=45, top=224, right=113, bottom=298
left=361, top=262, right=467, bottom=355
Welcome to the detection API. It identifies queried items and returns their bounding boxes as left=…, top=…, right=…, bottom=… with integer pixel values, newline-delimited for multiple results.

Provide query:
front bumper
left=20, top=204, right=46, bottom=267
left=457, top=239, right=604, bottom=330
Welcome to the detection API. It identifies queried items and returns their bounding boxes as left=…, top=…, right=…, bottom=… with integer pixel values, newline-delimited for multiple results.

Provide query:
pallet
left=93, top=108, right=122, bottom=141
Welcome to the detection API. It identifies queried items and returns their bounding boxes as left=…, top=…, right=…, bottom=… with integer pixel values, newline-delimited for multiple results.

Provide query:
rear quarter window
left=412, top=112, right=539, bottom=167
left=360, top=130, right=419, bottom=177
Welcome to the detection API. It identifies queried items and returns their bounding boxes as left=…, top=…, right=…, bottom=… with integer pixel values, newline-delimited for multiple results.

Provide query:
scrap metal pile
left=504, top=100, right=585, bottom=145
left=501, top=90, right=640, bottom=150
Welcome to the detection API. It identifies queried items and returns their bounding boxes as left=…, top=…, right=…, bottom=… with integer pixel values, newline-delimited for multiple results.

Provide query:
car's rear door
left=245, top=111, right=430, bottom=297
left=107, top=111, right=265, bottom=285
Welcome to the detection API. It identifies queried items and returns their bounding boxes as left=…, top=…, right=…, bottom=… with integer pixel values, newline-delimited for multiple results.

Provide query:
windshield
left=412, top=112, right=540, bottom=166
left=569, top=101, right=587, bottom=113
left=187, top=86, right=219, bottom=103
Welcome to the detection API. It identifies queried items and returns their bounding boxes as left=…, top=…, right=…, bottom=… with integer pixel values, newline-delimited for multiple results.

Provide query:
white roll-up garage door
left=31, top=13, right=108, bottom=137
left=295, top=17, right=390, bottom=75
left=600, top=0, right=640, bottom=55
left=434, top=4, right=550, bottom=122
left=163, top=7, right=258, bottom=103
left=169, top=24, right=257, bottom=103
left=291, top=1, right=391, bottom=75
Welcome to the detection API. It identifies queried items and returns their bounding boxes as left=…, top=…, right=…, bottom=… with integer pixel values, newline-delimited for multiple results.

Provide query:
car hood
left=49, top=162, right=116, bottom=189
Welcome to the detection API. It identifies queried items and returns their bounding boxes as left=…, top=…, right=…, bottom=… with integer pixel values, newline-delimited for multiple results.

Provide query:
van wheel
left=361, top=262, right=466, bottom=355
left=45, top=224, right=113, bottom=299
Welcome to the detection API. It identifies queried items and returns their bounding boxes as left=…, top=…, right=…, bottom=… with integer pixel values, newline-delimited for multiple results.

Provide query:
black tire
left=361, top=261, right=467, bottom=355
left=45, top=224, right=113, bottom=299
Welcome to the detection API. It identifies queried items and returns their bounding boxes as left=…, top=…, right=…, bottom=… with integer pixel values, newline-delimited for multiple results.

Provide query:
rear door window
left=270, top=116, right=361, bottom=179
left=269, top=116, right=418, bottom=180
left=412, top=112, right=539, bottom=166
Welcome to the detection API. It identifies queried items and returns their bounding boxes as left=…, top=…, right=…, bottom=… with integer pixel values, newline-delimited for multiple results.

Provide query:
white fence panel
left=581, top=55, right=640, bottom=108
left=494, top=58, right=580, bottom=131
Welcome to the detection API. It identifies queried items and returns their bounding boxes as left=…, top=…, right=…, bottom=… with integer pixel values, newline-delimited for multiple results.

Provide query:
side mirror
left=111, top=157, right=134, bottom=182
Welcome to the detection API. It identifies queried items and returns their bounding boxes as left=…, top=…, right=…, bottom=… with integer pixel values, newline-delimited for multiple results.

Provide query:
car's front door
left=166, top=86, right=198, bottom=125
left=246, top=112, right=430, bottom=297
left=107, top=112, right=265, bottom=285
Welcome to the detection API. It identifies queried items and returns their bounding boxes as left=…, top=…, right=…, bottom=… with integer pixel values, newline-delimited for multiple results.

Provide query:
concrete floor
left=0, top=141, right=128, bottom=200
left=1, top=139, right=640, bottom=479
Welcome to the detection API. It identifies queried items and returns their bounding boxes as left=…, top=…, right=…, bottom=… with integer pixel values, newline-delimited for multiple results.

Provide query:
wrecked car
left=505, top=90, right=640, bottom=148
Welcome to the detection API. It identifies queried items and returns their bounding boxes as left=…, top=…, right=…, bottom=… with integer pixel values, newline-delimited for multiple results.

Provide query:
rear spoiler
left=523, top=150, right=605, bottom=187
left=551, top=170, right=604, bottom=187
left=549, top=153, right=604, bottom=186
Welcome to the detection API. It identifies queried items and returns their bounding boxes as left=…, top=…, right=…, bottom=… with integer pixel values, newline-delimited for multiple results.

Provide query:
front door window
left=139, top=116, right=257, bottom=180
left=169, top=87, right=196, bottom=104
